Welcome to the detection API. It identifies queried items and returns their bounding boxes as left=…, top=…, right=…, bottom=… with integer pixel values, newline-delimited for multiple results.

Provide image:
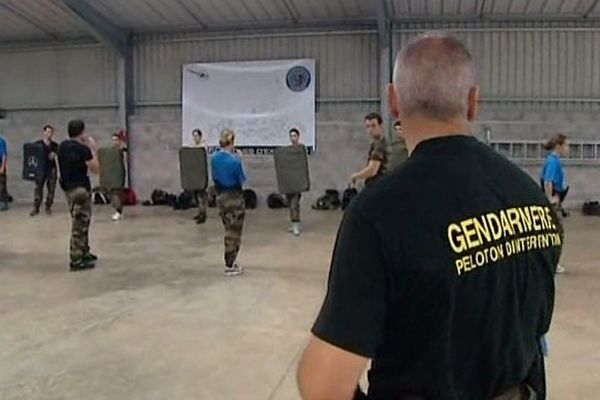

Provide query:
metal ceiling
left=1, top=0, right=600, bottom=43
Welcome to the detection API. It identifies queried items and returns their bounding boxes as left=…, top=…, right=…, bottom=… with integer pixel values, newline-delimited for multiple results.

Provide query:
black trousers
left=540, top=179, right=569, bottom=202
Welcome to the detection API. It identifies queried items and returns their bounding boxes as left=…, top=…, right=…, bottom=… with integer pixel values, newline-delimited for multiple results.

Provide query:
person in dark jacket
left=31, top=125, right=59, bottom=216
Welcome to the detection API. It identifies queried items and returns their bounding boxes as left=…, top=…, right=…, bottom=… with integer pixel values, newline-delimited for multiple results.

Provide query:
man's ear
left=467, top=86, right=480, bottom=121
left=387, top=84, right=401, bottom=120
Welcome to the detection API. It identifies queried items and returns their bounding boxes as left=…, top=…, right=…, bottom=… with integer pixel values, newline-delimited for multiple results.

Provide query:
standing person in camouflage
left=30, top=125, right=59, bottom=216
left=285, top=128, right=306, bottom=236
left=191, top=128, right=208, bottom=224
left=211, top=129, right=246, bottom=277
left=110, top=132, right=128, bottom=222
left=350, top=112, right=389, bottom=186
left=0, top=134, right=8, bottom=212
left=57, top=119, right=99, bottom=271
left=388, top=120, right=409, bottom=171
left=541, top=133, right=569, bottom=274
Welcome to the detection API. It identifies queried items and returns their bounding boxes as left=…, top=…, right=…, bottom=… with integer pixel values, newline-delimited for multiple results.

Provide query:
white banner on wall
left=182, top=59, right=316, bottom=152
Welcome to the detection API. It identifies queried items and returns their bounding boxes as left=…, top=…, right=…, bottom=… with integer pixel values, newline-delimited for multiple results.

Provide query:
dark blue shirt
left=211, top=149, right=246, bottom=190
left=541, top=153, right=565, bottom=192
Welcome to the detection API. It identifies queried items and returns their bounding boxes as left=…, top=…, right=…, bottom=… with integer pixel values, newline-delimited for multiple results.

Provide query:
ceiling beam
left=584, top=0, right=600, bottom=18
left=0, top=1, right=59, bottom=40
left=60, top=0, right=129, bottom=55
left=393, top=12, right=599, bottom=23
left=281, top=0, right=300, bottom=23
left=478, top=0, right=488, bottom=18
left=173, top=0, right=208, bottom=29
left=384, top=0, right=395, bottom=17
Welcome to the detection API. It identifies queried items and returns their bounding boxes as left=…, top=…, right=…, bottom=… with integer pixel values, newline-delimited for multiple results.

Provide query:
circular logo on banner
left=286, top=66, right=311, bottom=92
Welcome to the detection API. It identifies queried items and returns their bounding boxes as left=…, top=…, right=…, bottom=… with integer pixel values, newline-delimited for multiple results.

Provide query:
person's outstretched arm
left=298, top=336, right=367, bottom=400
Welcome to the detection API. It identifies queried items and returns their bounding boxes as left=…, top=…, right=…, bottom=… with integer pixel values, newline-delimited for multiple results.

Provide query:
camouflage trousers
left=286, top=193, right=301, bottom=223
left=552, top=202, right=565, bottom=266
left=66, top=187, right=92, bottom=262
left=33, top=168, right=57, bottom=211
left=0, top=171, right=7, bottom=203
left=217, top=190, right=245, bottom=267
left=111, top=189, right=123, bottom=213
left=194, top=189, right=208, bottom=220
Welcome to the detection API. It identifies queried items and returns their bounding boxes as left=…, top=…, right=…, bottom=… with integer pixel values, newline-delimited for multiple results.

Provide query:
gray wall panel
left=0, top=45, right=118, bottom=108
left=134, top=32, right=379, bottom=103
left=0, top=49, right=60, bottom=106
left=393, top=26, right=600, bottom=101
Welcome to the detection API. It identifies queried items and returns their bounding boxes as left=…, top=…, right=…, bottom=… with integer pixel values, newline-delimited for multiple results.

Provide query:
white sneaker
left=555, top=264, right=565, bottom=274
left=292, top=222, right=302, bottom=236
left=224, top=264, right=244, bottom=277
left=111, top=212, right=122, bottom=222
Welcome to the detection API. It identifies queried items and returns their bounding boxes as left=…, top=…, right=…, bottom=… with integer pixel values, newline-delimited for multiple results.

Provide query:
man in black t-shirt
left=30, top=125, right=59, bottom=216
left=58, top=119, right=99, bottom=271
left=350, top=112, right=388, bottom=186
left=298, top=33, right=559, bottom=400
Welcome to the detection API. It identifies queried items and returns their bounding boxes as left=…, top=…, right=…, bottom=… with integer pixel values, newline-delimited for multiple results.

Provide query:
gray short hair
left=393, top=32, right=476, bottom=121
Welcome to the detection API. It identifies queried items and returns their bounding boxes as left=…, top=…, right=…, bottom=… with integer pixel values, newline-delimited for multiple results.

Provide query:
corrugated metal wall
left=0, top=45, right=117, bottom=108
left=393, top=24, right=600, bottom=101
left=2, top=24, right=599, bottom=109
left=133, top=31, right=379, bottom=104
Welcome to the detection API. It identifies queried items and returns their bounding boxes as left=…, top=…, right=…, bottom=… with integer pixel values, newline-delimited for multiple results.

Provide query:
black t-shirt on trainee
left=58, top=139, right=93, bottom=191
left=312, top=135, right=559, bottom=400
left=35, top=140, right=59, bottom=170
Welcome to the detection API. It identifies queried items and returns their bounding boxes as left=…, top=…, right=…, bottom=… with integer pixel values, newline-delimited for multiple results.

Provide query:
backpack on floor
left=312, top=189, right=341, bottom=211
left=92, top=187, right=111, bottom=205
left=123, top=188, right=137, bottom=206
left=267, top=193, right=288, bottom=209
left=243, top=189, right=258, bottom=210
left=150, top=189, right=170, bottom=206
left=582, top=201, right=600, bottom=216
left=174, top=190, right=195, bottom=210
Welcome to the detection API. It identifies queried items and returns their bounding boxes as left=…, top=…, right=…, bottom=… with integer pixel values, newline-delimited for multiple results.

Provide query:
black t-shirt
left=312, top=135, right=559, bottom=400
left=58, top=139, right=93, bottom=191
left=36, top=139, right=59, bottom=170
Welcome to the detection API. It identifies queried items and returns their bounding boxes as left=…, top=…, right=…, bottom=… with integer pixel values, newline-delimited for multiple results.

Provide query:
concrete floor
left=0, top=204, right=598, bottom=400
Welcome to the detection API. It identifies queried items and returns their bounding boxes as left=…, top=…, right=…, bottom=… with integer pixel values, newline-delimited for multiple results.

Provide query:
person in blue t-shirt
left=211, top=129, right=246, bottom=277
left=0, top=135, right=8, bottom=211
left=541, top=133, right=569, bottom=273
